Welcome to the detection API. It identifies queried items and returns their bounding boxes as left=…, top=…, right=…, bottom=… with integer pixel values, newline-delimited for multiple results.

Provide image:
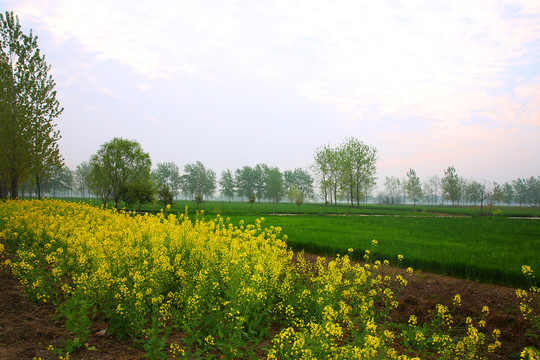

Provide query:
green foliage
left=120, top=178, right=155, bottom=211
left=264, top=166, right=284, bottom=204
left=442, top=166, right=461, bottom=206
left=180, top=161, right=216, bottom=202
left=406, top=168, right=423, bottom=205
left=88, top=137, right=152, bottom=209
left=157, top=183, right=174, bottom=210
left=152, top=162, right=181, bottom=197
left=313, top=138, right=377, bottom=207
left=219, top=168, right=235, bottom=201
left=57, top=295, right=95, bottom=354
left=283, top=168, right=314, bottom=201
left=288, top=184, right=304, bottom=207
left=0, top=10, right=63, bottom=198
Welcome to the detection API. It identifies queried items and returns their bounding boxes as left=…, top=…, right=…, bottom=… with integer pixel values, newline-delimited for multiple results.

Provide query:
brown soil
left=0, top=255, right=538, bottom=360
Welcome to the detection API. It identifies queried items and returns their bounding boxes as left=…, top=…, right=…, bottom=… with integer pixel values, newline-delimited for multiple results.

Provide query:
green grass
left=221, top=214, right=540, bottom=288
left=63, top=197, right=540, bottom=217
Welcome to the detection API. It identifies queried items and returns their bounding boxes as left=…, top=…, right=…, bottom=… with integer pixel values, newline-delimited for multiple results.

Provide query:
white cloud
left=7, top=0, right=540, bottom=181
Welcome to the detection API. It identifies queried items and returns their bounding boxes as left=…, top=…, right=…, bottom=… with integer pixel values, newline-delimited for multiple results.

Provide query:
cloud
left=7, top=0, right=540, bottom=182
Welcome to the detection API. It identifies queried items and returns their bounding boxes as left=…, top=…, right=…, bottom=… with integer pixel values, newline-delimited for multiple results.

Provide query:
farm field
left=22, top=198, right=540, bottom=287
left=224, top=214, right=540, bottom=288
left=0, top=199, right=538, bottom=359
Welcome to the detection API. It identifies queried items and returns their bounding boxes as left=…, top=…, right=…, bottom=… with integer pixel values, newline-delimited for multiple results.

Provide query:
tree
left=234, top=166, right=257, bottom=201
left=384, top=176, right=401, bottom=204
left=501, top=182, right=513, bottom=206
left=75, top=161, right=91, bottom=198
left=42, top=165, right=71, bottom=197
left=313, top=143, right=343, bottom=205
left=526, top=176, right=540, bottom=206
left=152, top=162, right=181, bottom=198
left=219, top=169, right=235, bottom=201
left=339, top=138, right=378, bottom=207
left=120, top=178, right=155, bottom=212
left=313, top=139, right=377, bottom=207
left=512, top=178, right=528, bottom=206
left=253, top=163, right=267, bottom=202
left=157, top=183, right=174, bottom=210
left=466, top=179, right=491, bottom=214
left=284, top=168, right=314, bottom=202
left=0, top=11, right=63, bottom=199
left=88, top=137, right=152, bottom=209
left=442, top=166, right=461, bottom=206
left=423, top=175, right=440, bottom=205
left=264, top=166, right=284, bottom=214
left=405, top=168, right=422, bottom=205
left=180, top=161, right=216, bottom=203
left=288, top=184, right=304, bottom=208
left=491, top=182, right=504, bottom=206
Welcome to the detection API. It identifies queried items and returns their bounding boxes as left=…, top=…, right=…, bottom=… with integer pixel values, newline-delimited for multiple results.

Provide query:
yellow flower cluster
left=0, top=199, right=509, bottom=359
left=516, top=266, right=540, bottom=359
left=0, top=199, right=291, bottom=356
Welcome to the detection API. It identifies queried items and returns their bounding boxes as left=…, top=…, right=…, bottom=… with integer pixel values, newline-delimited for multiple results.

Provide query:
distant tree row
left=36, top=137, right=315, bottom=212
left=13, top=136, right=539, bottom=211
left=379, top=166, right=540, bottom=210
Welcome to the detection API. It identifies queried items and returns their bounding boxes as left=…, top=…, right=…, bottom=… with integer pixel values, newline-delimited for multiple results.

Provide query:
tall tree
left=423, top=175, right=440, bottom=205
left=405, top=168, right=422, bottom=205
left=180, top=161, right=216, bottom=203
left=0, top=11, right=63, bottom=199
left=512, top=178, right=528, bottom=206
left=88, top=137, right=152, bottom=209
left=313, top=144, right=342, bottom=205
left=442, top=166, right=461, bottom=206
left=283, top=168, right=314, bottom=202
left=384, top=176, right=401, bottom=204
left=264, top=166, right=284, bottom=214
left=152, top=162, right=181, bottom=198
left=219, top=169, right=235, bottom=201
left=75, top=161, right=91, bottom=198
left=501, top=182, right=513, bottom=207
left=253, top=163, right=267, bottom=202
left=339, top=138, right=378, bottom=207
left=234, top=166, right=256, bottom=201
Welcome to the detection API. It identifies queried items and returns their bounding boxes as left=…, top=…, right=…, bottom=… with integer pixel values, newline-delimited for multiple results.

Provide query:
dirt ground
left=0, top=255, right=538, bottom=360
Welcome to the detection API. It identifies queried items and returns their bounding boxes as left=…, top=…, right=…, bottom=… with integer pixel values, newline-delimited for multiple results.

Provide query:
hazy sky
left=3, top=0, right=540, bottom=187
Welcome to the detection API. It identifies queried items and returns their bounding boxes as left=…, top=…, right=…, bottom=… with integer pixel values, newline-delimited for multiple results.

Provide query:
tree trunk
left=10, top=176, right=18, bottom=199
left=36, top=175, right=42, bottom=200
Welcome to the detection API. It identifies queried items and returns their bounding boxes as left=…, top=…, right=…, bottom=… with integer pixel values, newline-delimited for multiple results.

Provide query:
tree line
left=12, top=135, right=540, bottom=211
left=49, top=137, right=315, bottom=212
left=380, top=166, right=540, bottom=211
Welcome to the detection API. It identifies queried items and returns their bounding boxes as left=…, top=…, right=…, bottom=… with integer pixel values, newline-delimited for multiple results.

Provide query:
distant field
left=71, top=197, right=540, bottom=217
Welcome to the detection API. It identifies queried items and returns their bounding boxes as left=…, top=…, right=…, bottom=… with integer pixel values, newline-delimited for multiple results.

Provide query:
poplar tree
left=0, top=11, right=63, bottom=198
left=219, top=169, right=235, bottom=201
left=405, top=168, right=422, bottom=205
left=442, top=166, right=461, bottom=206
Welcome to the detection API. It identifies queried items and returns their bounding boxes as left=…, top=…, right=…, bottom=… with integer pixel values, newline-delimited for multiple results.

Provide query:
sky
left=2, top=0, right=540, bottom=190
